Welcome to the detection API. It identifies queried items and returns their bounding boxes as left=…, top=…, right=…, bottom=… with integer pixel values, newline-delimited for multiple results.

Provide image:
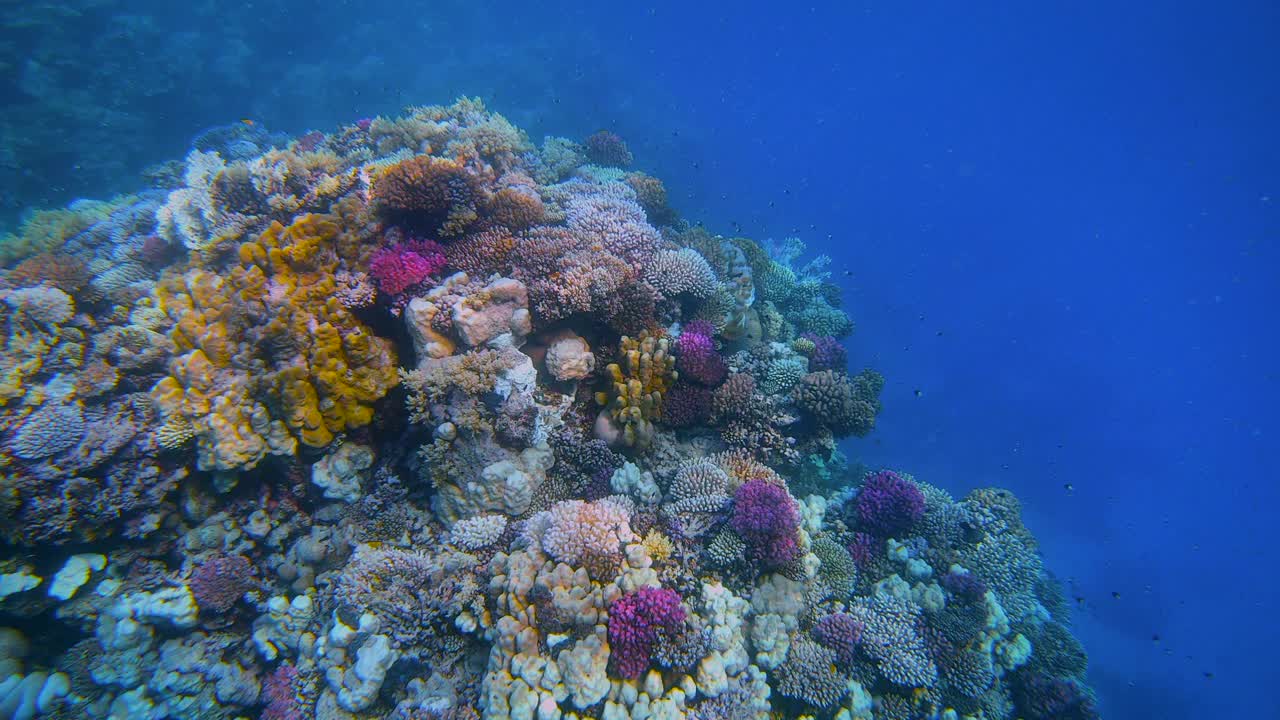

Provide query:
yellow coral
left=152, top=213, right=399, bottom=471
left=641, top=529, right=674, bottom=563
left=595, top=331, right=677, bottom=448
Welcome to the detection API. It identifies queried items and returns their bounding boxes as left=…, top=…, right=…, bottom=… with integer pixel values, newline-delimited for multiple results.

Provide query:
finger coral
left=595, top=331, right=677, bottom=449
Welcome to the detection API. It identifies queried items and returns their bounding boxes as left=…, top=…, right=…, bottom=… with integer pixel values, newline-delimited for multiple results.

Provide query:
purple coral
left=854, top=470, right=925, bottom=537
left=801, top=333, right=848, bottom=373
left=812, top=613, right=863, bottom=668
left=261, top=663, right=306, bottom=720
left=608, top=587, right=686, bottom=678
left=940, top=568, right=988, bottom=602
left=368, top=236, right=446, bottom=295
left=731, top=479, right=801, bottom=569
left=661, top=382, right=712, bottom=427
left=675, top=326, right=727, bottom=386
left=189, top=554, right=255, bottom=614
left=584, top=130, right=634, bottom=167
left=846, top=531, right=881, bottom=569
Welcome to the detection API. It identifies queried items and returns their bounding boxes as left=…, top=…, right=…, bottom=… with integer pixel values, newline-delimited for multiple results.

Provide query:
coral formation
left=0, top=97, right=1096, bottom=720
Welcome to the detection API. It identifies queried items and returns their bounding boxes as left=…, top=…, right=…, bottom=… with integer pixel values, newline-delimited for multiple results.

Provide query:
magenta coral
left=846, top=531, right=881, bottom=569
left=854, top=470, right=926, bottom=537
left=607, top=587, right=685, bottom=678
left=730, top=479, right=801, bottom=569
left=675, top=327, right=727, bottom=386
left=368, top=237, right=446, bottom=295
left=940, top=568, right=988, bottom=602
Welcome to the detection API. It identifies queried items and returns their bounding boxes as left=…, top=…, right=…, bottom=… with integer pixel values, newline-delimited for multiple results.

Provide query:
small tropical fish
left=241, top=118, right=255, bottom=126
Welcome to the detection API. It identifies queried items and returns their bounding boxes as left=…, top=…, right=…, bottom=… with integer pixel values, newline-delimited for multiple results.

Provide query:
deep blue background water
left=6, top=1, right=1277, bottom=716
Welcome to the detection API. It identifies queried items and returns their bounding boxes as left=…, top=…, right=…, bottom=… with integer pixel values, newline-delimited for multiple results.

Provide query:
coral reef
left=0, top=98, right=1096, bottom=720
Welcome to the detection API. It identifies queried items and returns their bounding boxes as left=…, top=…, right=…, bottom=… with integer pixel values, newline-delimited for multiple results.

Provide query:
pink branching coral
left=607, top=587, right=685, bottom=678
left=812, top=612, right=864, bottom=669
left=730, top=479, right=801, bottom=569
left=261, top=663, right=307, bottom=720
left=368, top=236, right=447, bottom=295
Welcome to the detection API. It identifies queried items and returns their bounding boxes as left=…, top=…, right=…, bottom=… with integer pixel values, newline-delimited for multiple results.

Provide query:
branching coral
left=646, top=248, right=718, bottom=300
left=607, top=587, right=684, bottom=678
left=525, top=498, right=636, bottom=574
left=367, top=236, right=446, bottom=295
left=370, top=154, right=485, bottom=236
left=730, top=479, right=801, bottom=570
left=793, top=368, right=884, bottom=438
left=854, top=470, right=926, bottom=537
left=583, top=130, right=634, bottom=167
left=847, top=595, right=939, bottom=688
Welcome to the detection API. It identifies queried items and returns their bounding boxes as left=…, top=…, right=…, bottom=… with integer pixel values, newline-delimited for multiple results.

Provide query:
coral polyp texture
left=0, top=97, right=1097, bottom=720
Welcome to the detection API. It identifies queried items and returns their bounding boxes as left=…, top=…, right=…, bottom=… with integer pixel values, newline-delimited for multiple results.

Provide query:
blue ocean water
left=2, top=1, right=1276, bottom=717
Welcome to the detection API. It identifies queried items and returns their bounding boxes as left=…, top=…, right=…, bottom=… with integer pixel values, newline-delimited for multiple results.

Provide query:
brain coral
left=152, top=213, right=399, bottom=470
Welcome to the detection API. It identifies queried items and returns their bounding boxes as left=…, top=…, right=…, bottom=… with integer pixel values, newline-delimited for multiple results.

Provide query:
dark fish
left=1112, top=591, right=1122, bottom=600
left=1204, top=672, right=1214, bottom=680
left=1152, top=634, right=1161, bottom=642
left=1064, top=483, right=1074, bottom=492
left=913, top=389, right=923, bottom=397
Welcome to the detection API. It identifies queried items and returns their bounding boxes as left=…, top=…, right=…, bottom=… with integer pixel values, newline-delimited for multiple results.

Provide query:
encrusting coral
left=0, top=97, right=1097, bottom=720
